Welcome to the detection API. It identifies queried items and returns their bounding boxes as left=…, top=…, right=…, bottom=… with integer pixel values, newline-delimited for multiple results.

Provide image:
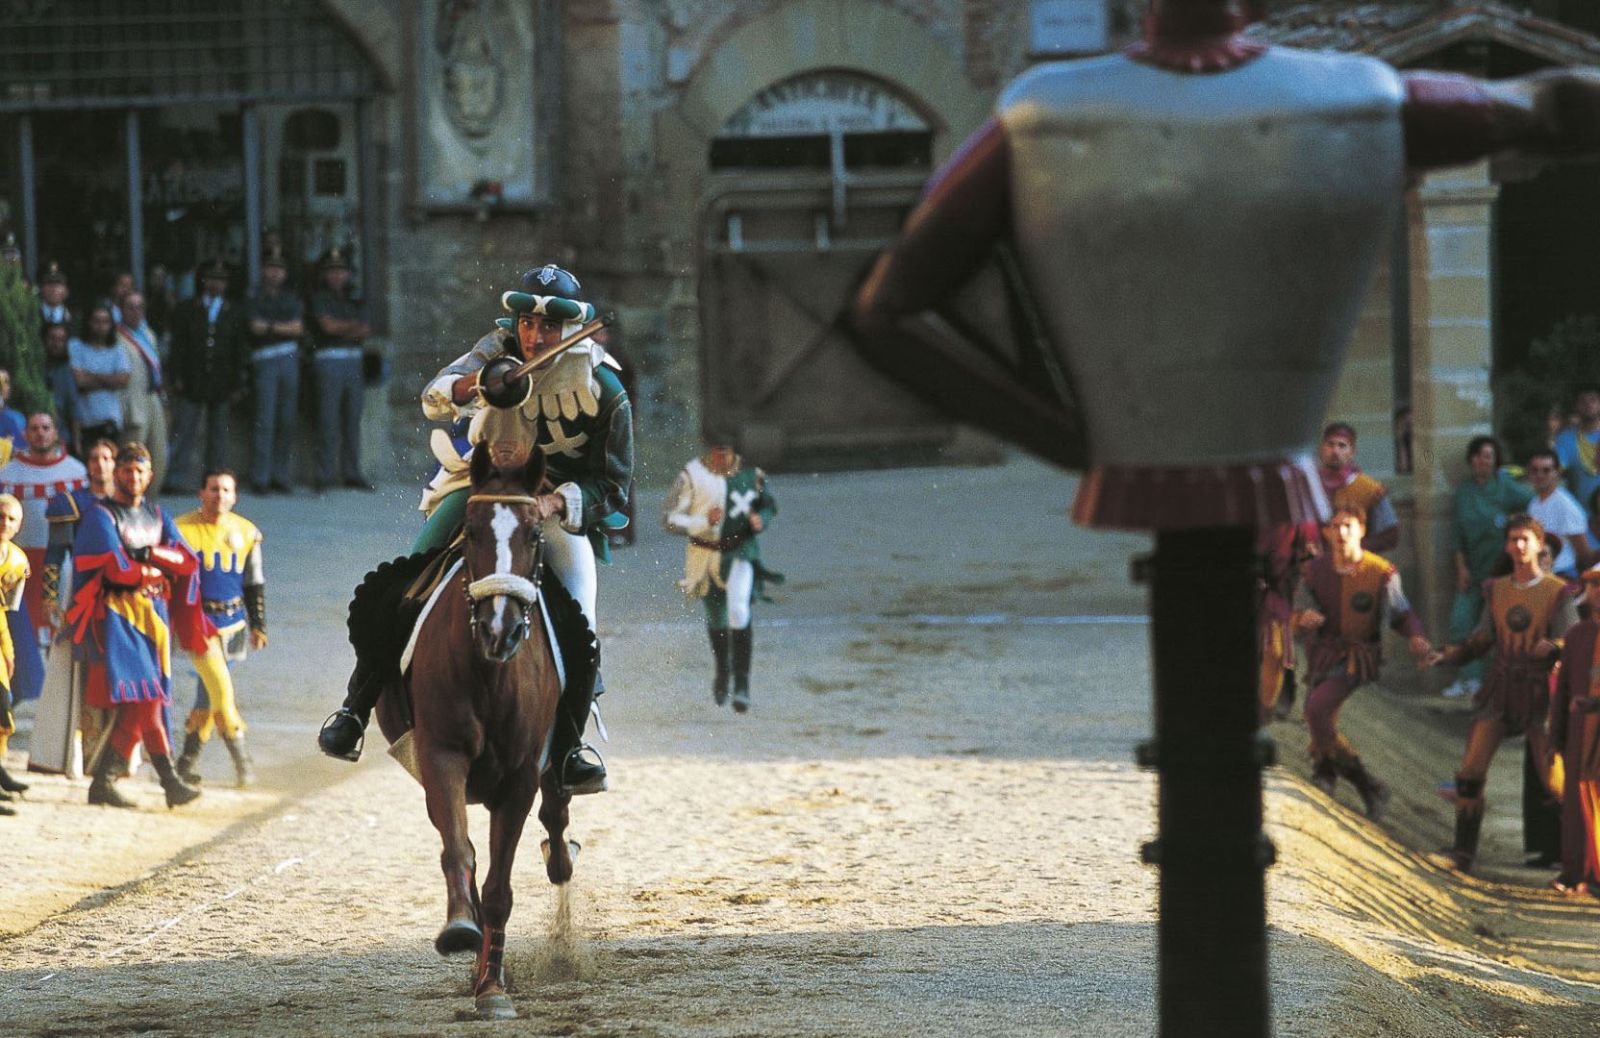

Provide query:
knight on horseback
left=317, top=264, right=631, bottom=796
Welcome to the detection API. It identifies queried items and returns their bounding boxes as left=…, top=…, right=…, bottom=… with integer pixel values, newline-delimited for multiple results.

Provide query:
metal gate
left=698, top=173, right=965, bottom=470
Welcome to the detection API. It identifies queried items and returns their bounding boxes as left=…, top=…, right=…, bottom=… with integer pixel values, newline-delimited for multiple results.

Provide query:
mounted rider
left=317, top=265, right=631, bottom=796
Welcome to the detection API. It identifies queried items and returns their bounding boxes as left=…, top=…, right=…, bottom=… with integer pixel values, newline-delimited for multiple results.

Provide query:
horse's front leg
left=418, top=746, right=481, bottom=955
left=538, top=769, right=575, bottom=885
left=472, top=767, right=539, bottom=1021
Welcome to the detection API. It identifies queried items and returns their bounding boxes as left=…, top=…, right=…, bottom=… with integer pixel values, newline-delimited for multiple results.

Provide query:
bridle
left=461, top=493, right=546, bottom=630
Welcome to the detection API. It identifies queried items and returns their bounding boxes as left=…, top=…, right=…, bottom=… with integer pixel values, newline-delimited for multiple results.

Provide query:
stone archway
left=654, top=0, right=991, bottom=466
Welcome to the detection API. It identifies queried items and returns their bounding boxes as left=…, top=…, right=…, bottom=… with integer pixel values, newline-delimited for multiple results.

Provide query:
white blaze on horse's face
left=489, top=503, right=520, bottom=640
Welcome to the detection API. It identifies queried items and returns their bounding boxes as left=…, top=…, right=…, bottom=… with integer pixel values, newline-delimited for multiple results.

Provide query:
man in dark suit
left=166, top=260, right=247, bottom=492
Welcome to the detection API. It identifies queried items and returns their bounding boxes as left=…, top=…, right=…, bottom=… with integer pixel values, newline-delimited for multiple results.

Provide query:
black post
left=1142, top=526, right=1271, bottom=1037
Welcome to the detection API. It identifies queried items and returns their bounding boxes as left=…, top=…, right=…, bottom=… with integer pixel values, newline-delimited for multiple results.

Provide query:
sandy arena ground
left=1, top=457, right=1598, bottom=1037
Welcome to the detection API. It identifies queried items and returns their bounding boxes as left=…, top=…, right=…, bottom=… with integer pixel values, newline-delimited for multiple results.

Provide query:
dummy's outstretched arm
left=850, top=119, right=1084, bottom=469
left=1403, top=69, right=1600, bottom=169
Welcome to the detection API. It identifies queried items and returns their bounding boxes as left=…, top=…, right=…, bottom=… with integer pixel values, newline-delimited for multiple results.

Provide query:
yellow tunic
left=0, top=539, right=31, bottom=691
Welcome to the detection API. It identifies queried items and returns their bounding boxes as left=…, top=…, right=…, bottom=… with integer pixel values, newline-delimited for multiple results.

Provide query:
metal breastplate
left=106, top=499, right=163, bottom=552
left=998, top=48, right=1405, bottom=468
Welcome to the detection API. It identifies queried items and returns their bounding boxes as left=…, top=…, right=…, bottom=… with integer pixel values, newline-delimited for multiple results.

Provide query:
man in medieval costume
left=317, top=265, right=631, bottom=796
left=662, top=444, right=782, bottom=712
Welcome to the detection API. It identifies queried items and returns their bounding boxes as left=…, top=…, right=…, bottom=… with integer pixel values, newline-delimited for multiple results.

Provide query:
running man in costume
left=173, top=469, right=266, bottom=788
left=662, top=445, right=782, bottom=712
left=1293, top=507, right=1432, bottom=819
left=1317, top=422, right=1398, bottom=554
left=65, top=443, right=211, bottom=809
left=1428, top=513, right=1576, bottom=871
left=0, top=494, right=31, bottom=809
left=317, top=265, right=631, bottom=796
left=1550, top=562, right=1600, bottom=896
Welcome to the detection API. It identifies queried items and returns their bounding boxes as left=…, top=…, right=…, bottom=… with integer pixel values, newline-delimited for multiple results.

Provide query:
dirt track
left=2, top=459, right=1598, bottom=1037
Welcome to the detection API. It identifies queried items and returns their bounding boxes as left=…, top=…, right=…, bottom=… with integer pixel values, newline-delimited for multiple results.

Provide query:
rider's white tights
left=542, top=518, right=597, bottom=629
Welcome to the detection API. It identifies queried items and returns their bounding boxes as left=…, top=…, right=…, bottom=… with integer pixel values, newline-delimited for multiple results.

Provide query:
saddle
left=346, top=544, right=598, bottom=709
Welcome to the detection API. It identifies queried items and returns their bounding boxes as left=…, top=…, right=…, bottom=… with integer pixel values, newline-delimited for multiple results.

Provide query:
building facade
left=3, top=0, right=1599, bottom=626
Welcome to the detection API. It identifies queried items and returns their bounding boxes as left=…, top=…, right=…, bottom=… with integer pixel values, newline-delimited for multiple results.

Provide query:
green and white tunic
left=662, top=454, right=781, bottom=627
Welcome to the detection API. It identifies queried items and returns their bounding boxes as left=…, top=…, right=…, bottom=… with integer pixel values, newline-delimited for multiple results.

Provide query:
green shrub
left=0, top=264, right=53, bottom=417
left=1498, top=314, right=1600, bottom=465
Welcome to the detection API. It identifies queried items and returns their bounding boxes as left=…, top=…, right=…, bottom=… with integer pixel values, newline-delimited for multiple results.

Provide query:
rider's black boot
left=553, top=668, right=607, bottom=796
left=708, top=627, right=730, bottom=706
left=318, top=659, right=382, bottom=762
left=730, top=626, right=753, bottom=714
left=152, top=753, right=202, bottom=808
left=175, top=730, right=204, bottom=786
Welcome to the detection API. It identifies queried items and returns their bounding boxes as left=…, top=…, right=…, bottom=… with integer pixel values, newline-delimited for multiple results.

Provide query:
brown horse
left=373, top=442, right=575, bottom=1021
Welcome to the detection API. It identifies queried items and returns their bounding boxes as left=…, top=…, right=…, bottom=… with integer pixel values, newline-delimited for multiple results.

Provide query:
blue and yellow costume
left=173, top=508, right=265, bottom=786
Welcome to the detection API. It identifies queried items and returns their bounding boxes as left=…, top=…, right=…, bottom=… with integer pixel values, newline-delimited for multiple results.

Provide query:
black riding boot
left=552, top=666, right=607, bottom=796
left=317, top=659, right=383, bottom=761
left=223, top=733, right=257, bottom=788
left=708, top=627, right=731, bottom=706
left=1310, top=755, right=1338, bottom=797
left=1451, top=776, right=1485, bottom=872
left=730, top=626, right=753, bottom=714
left=152, top=753, right=201, bottom=808
left=88, top=749, right=136, bottom=809
left=1338, top=756, right=1390, bottom=821
left=1273, top=668, right=1297, bottom=721
left=175, top=730, right=204, bottom=786
left=0, top=761, right=28, bottom=794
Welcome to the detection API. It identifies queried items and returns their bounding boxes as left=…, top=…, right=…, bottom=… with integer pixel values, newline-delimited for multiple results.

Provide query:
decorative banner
left=416, top=0, right=542, bottom=206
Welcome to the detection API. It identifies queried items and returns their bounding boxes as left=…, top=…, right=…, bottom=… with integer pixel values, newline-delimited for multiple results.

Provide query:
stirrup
left=317, top=708, right=366, bottom=762
left=555, top=744, right=608, bottom=797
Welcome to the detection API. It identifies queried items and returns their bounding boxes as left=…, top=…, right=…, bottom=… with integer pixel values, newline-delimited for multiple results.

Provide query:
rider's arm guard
left=244, top=583, right=267, bottom=637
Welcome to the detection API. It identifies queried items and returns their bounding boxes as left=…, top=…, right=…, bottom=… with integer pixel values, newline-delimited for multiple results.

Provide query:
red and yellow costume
left=1294, top=548, right=1423, bottom=811
left=1459, top=574, right=1573, bottom=736
left=1551, top=618, right=1600, bottom=890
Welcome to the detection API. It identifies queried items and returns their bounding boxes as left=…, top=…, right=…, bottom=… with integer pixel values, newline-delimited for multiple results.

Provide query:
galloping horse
left=372, top=441, right=577, bottom=1021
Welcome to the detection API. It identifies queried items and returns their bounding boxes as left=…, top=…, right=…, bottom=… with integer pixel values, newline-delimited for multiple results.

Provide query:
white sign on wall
left=719, top=71, right=928, bottom=139
left=1029, top=0, right=1110, bottom=56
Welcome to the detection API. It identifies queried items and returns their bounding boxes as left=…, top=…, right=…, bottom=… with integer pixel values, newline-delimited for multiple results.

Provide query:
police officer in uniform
left=168, top=260, right=247, bottom=492
left=246, top=248, right=305, bottom=494
left=307, top=248, right=373, bottom=492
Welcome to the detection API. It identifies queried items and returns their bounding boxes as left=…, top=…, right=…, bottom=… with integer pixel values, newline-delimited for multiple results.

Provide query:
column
left=243, top=104, right=261, bottom=290
left=126, top=110, right=144, bottom=289
left=1408, top=162, right=1499, bottom=648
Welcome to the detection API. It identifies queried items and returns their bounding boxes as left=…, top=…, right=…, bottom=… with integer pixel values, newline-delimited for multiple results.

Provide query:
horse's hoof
left=434, top=919, right=483, bottom=956
left=539, top=838, right=581, bottom=864
left=476, top=993, right=517, bottom=1020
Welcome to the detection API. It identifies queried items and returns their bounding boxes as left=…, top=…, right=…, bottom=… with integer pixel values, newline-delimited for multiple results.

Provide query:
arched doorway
left=698, top=70, right=955, bottom=469
left=656, top=0, right=990, bottom=470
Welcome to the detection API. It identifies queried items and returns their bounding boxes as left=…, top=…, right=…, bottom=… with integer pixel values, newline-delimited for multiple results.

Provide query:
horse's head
left=461, top=441, right=547, bottom=663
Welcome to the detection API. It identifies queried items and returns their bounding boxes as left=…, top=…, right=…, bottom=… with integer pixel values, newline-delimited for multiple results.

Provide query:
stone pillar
left=1324, top=245, right=1396, bottom=477
left=1408, top=162, right=1499, bottom=650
